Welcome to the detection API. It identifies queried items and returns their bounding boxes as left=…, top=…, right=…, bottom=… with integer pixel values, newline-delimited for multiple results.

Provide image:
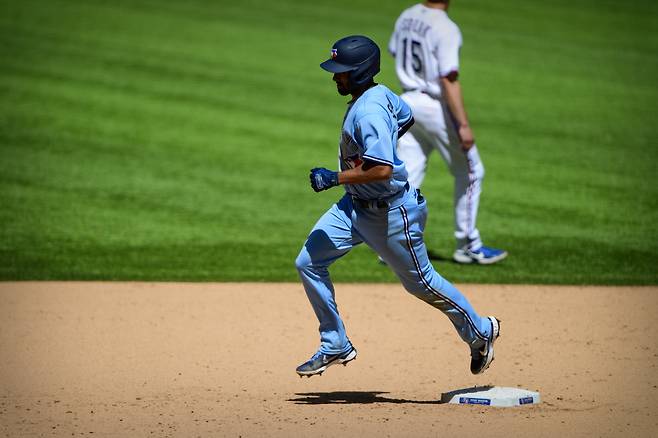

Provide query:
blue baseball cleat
left=453, top=245, right=508, bottom=265
left=470, top=316, right=500, bottom=375
left=296, top=345, right=357, bottom=377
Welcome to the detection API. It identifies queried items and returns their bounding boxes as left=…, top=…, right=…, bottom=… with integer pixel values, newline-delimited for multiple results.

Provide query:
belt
left=352, top=183, right=410, bottom=210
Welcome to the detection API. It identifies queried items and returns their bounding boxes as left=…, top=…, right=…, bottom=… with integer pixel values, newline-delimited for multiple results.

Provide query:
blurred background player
left=389, top=0, right=507, bottom=264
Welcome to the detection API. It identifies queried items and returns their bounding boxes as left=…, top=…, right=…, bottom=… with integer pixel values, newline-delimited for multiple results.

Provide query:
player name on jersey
left=398, top=17, right=431, bottom=38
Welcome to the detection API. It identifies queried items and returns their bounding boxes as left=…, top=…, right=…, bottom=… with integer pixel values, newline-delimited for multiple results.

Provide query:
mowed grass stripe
left=1, top=0, right=657, bottom=283
left=0, top=30, right=333, bottom=131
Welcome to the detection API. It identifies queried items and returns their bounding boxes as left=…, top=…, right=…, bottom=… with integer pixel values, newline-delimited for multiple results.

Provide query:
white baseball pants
left=397, top=90, right=484, bottom=250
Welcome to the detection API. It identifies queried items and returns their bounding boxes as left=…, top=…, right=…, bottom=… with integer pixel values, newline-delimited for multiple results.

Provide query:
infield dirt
left=1, top=282, right=656, bottom=437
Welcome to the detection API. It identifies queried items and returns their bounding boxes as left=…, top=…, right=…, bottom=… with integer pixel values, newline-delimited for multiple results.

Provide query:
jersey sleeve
left=355, top=113, right=394, bottom=167
left=396, top=98, right=414, bottom=137
left=436, top=25, right=463, bottom=77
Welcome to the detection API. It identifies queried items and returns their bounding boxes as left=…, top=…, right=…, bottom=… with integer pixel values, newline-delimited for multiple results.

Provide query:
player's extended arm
left=309, top=161, right=392, bottom=192
left=440, top=73, right=475, bottom=150
left=338, top=160, right=392, bottom=184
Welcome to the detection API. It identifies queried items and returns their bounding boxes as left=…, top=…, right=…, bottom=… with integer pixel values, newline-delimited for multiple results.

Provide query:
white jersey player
left=389, top=0, right=507, bottom=264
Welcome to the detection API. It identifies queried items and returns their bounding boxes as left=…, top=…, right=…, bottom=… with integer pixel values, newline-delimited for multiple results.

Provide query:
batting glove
left=309, top=167, right=339, bottom=192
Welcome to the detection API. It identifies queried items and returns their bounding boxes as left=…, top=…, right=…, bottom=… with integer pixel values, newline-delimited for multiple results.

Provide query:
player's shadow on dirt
left=289, top=391, right=442, bottom=405
left=290, top=386, right=494, bottom=405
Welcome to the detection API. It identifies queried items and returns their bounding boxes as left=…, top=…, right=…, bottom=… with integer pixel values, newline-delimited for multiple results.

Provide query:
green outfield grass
left=1, top=0, right=657, bottom=284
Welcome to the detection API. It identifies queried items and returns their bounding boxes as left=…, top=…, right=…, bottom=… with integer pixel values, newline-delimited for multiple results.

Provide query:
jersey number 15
left=402, top=38, right=424, bottom=76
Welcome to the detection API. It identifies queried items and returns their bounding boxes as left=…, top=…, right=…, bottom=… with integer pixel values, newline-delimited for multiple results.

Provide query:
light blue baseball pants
left=295, top=187, right=493, bottom=355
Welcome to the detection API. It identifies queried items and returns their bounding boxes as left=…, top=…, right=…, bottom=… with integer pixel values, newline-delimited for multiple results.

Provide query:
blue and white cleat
left=296, top=345, right=357, bottom=378
left=470, top=316, right=500, bottom=375
left=453, top=246, right=508, bottom=265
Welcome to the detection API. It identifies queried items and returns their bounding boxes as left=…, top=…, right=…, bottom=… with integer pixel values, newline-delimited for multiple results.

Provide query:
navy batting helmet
left=320, top=35, right=380, bottom=91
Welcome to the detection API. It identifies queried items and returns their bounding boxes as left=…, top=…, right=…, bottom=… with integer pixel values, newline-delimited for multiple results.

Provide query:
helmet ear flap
left=351, top=53, right=380, bottom=85
left=347, top=46, right=381, bottom=92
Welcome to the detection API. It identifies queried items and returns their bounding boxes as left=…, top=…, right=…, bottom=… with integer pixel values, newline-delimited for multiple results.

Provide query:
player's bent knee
left=295, top=249, right=312, bottom=273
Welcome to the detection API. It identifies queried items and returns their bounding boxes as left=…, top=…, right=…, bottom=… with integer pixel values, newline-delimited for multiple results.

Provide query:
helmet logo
left=331, top=48, right=338, bottom=59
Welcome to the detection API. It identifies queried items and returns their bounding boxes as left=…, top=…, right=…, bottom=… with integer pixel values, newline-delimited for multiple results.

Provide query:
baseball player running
left=389, top=0, right=507, bottom=264
left=295, top=35, right=499, bottom=378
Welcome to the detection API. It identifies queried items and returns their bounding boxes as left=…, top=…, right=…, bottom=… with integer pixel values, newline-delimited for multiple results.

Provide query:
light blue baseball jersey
left=339, top=84, right=414, bottom=200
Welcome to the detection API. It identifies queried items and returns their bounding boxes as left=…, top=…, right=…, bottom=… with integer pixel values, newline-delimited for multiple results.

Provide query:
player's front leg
left=294, top=195, right=361, bottom=376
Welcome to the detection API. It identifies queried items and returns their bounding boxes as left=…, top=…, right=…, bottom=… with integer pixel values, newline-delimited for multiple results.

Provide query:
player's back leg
left=360, top=190, right=492, bottom=347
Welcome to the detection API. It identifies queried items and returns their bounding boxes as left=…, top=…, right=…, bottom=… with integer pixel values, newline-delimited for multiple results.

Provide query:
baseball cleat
left=470, top=317, right=500, bottom=375
left=453, top=246, right=507, bottom=265
left=296, top=345, right=357, bottom=377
